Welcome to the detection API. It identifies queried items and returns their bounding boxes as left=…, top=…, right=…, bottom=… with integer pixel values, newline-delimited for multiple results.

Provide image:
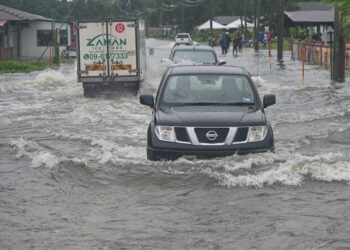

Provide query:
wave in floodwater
left=10, top=138, right=87, bottom=168
left=10, top=135, right=350, bottom=188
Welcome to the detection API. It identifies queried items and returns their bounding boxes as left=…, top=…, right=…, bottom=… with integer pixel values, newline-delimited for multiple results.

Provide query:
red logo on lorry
left=116, top=23, right=125, bottom=33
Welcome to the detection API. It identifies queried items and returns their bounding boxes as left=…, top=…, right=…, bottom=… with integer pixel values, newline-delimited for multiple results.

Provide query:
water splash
left=10, top=138, right=86, bottom=168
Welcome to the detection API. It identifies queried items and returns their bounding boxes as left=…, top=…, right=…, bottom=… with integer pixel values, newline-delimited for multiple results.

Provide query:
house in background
left=284, top=1, right=334, bottom=42
left=0, top=4, right=72, bottom=60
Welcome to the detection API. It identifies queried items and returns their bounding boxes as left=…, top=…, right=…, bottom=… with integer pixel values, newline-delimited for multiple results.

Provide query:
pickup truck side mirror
left=161, top=58, right=170, bottom=63
left=263, top=94, right=276, bottom=108
left=219, top=60, right=226, bottom=65
left=140, top=95, right=154, bottom=108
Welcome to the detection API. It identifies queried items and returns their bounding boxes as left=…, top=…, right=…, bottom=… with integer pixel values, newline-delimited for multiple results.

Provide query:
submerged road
left=1, top=39, right=350, bottom=249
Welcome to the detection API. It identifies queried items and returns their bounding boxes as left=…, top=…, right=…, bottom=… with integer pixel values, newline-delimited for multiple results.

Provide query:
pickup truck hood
left=156, top=106, right=265, bottom=127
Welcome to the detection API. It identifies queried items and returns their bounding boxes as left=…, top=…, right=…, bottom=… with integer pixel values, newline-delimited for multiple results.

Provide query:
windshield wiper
left=166, top=102, right=255, bottom=107
left=167, top=103, right=186, bottom=106
left=183, top=102, right=255, bottom=106
left=221, top=102, right=255, bottom=106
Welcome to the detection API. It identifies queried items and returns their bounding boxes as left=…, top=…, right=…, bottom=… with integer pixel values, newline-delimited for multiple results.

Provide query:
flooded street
left=1, top=39, right=350, bottom=249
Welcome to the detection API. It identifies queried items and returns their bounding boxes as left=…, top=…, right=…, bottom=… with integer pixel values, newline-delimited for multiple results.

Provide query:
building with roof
left=284, top=1, right=334, bottom=43
left=285, top=1, right=334, bottom=27
left=0, top=4, right=72, bottom=60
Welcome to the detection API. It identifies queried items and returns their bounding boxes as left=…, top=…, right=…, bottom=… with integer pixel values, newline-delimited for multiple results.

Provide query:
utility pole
left=254, top=0, right=260, bottom=52
left=277, top=0, right=285, bottom=63
left=209, top=0, right=214, bottom=33
left=181, top=3, right=185, bottom=32
left=244, top=0, right=248, bottom=34
left=332, top=2, right=345, bottom=82
left=159, top=1, right=163, bottom=38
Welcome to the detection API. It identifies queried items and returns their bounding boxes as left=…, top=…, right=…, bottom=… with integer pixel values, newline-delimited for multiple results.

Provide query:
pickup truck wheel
left=147, top=125, right=179, bottom=161
left=147, top=148, right=160, bottom=161
left=147, top=149, right=179, bottom=161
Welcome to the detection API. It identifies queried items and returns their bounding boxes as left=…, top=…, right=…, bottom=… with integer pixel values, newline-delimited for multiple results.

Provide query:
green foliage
left=0, top=60, right=50, bottom=73
left=0, top=0, right=325, bottom=34
left=323, top=0, right=350, bottom=39
left=288, top=27, right=309, bottom=40
left=270, top=38, right=292, bottom=51
left=0, top=0, right=155, bottom=20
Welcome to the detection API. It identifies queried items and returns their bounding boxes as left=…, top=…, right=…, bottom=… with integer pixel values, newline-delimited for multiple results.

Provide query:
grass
left=0, top=60, right=51, bottom=73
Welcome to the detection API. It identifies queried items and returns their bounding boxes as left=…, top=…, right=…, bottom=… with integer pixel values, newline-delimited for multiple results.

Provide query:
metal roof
left=285, top=10, right=334, bottom=25
left=0, top=4, right=52, bottom=21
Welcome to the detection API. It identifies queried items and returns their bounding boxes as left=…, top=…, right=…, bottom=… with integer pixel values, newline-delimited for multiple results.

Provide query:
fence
left=291, top=40, right=350, bottom=69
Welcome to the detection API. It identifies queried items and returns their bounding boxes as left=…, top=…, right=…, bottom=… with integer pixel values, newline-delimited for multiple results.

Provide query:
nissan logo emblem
left=206, top=130, right=218, bottom=141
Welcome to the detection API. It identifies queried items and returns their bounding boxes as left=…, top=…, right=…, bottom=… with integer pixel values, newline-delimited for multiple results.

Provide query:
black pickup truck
left=140, top=65, right=276, bottom=161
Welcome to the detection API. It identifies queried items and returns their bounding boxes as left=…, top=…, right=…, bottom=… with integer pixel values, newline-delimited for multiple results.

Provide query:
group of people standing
left=218, top=29, right=243, bottom=57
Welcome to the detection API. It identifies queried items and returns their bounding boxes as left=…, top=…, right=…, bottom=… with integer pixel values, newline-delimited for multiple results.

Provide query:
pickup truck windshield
left=172, top=50, right=216, bottom=64
left=161, top=74, right=255, bottom=106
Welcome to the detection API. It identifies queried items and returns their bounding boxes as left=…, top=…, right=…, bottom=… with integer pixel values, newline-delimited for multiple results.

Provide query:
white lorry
left=77, top=19, right=146, bottom=97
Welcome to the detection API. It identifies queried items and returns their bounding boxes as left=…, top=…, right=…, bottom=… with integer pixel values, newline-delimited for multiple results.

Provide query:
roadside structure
left=0, top=4, right=72, bottom=60
left=287, top=2, right=347, bottom=80
left=213, top=16, right=241, bottom=26
left=284, top=1, right=334, bottom=42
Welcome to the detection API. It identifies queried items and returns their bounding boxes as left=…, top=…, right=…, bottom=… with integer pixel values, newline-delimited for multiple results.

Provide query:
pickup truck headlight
left=155, top=126, right=176, bottom=142
left=248, top=126, right=267, bottom=142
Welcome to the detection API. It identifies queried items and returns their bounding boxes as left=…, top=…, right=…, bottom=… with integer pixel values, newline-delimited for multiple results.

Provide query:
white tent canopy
left=225, top=19, right=254, bottom=29
left=197, top=20, right=226, bottom=30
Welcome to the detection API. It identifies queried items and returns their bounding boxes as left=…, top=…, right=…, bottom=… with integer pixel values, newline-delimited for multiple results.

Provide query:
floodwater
left=1, top=39, right=350, bottom=250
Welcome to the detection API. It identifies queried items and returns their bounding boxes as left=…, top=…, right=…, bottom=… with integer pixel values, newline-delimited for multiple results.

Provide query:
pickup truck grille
left=234, top=128, right=249, bottom=142
left=175, top=127, right=190, bottom=142
left=194, top=128, right=229, bottom=144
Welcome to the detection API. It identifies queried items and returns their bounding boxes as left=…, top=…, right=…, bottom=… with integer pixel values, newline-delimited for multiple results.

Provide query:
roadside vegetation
left=0, top=58, right=75, bottom=73
left=0, top=60, right=50, bottom=73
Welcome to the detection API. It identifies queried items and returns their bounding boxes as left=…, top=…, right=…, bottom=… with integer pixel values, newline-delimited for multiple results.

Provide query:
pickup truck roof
left=167, top=65, right=250, bottom=76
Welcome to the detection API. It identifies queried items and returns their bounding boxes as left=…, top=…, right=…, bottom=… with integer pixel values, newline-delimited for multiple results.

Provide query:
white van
left=175, top=33, right=193, bottom=45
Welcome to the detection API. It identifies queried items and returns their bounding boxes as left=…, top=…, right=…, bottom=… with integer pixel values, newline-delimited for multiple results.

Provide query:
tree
left=324, top=0, right=350, bottom=38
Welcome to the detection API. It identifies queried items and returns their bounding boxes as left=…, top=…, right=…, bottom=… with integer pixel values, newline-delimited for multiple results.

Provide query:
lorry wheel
left=83, top=86, right=100, bottom=98
left=131, top=86, right=139, bottom=96
left=83, top=87, right=90, bottom=97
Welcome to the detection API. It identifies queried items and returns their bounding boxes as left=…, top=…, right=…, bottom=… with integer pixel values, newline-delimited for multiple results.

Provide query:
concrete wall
left=19, top=21, right=71, bottom=59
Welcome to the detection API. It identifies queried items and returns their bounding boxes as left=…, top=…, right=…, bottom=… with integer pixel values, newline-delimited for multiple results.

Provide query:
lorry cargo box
left=77, top=19, right=146, bottom=97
